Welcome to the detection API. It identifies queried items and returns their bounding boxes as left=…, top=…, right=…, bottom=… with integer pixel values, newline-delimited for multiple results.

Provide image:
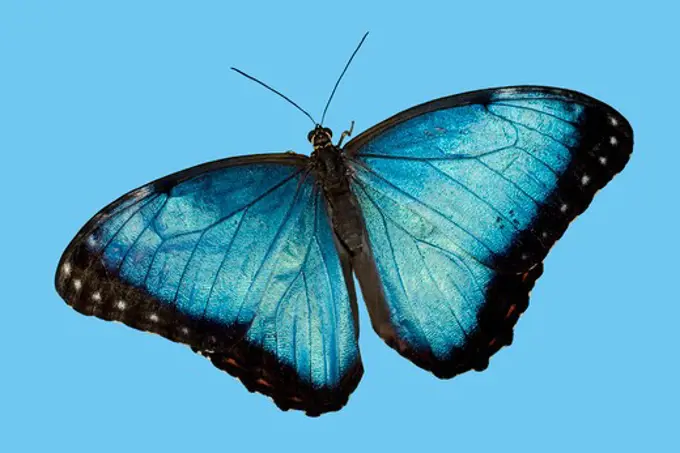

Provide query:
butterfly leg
left=337, top=121, right=355, bottom=147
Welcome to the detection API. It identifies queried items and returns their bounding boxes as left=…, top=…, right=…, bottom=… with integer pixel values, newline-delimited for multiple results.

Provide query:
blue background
left=1, top=1, right=677, bottom=451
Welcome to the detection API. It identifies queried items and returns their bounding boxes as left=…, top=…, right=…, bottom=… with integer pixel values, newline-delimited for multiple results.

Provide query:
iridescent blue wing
left=55, top=154, right=362, bottom=415
left=344, top=86, right=633, bottom=378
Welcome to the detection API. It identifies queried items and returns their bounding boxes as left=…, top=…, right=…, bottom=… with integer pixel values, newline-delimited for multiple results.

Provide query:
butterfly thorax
left=311, top=142, right=346, bottom=190
left=309, top=129, right=365, bottom=254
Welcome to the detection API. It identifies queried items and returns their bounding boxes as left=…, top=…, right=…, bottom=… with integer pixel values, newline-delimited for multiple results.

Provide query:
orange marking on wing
left=255, top=378, right=273, bottom=389
left=224, top=357, right=241, bottom=368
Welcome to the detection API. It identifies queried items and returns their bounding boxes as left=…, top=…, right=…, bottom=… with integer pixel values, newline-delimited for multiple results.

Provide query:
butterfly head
left=308, top=125, right=333, bottom=149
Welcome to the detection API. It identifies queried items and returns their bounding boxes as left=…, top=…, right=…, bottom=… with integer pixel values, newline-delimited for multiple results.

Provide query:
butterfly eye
left=323, top=128, right=333, bottom=138
left=307, top=130, right=316, bottom=142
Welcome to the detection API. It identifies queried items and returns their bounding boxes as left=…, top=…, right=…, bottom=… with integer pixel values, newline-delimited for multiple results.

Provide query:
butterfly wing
left=344, top=86, right=633, bottom=378
left=55, top=154, right=362, bottom=415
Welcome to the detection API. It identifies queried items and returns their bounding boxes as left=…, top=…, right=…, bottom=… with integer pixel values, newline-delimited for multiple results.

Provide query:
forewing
left=55, top=154, right=362, bottom=415
left=345, top=86, right=633, bottom=377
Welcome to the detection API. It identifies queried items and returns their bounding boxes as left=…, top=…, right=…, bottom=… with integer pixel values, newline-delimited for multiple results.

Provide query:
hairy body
left=309, top=126, right=365, bottom=254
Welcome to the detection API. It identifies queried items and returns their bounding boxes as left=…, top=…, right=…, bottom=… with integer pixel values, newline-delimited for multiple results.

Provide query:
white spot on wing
left=560, top=203, right=568, bottom=213
left=92, top=291, right=102, bottom=302
left=599, top=156, right=608, bottom=165
left=115, top=300, right=127, bottom=310
left=87, top=235, right=97, bottom=247
left=73, top=279, right=82, bottom=290
left=62, top=262, right=72, bottom=277
left=581, top=174, right=590, bottom=186
left=149, top=313, right=159, bottom=322
left=610, top=116, right=618, bottom=126
left=609, top=136, right=618, bottom=146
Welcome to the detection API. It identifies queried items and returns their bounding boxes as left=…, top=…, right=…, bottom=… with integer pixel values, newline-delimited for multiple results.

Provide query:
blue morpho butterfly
left=55, top=33, right=633, bottom=416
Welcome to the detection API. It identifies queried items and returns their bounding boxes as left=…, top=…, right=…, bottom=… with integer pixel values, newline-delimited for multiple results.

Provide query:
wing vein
left=486, top=106, right=575, bottom=154
left=234, top=176, right=307, bottom=324
left=491, top=101, right=578, bottom=125
left=201, top=206, right=250, bottom=321
left=270, top=193, right=318, bottom=375
left=354, top=182, right=435, bottom=351
left=116, top=195, right=168, bottom=272
left=101, top=193, right=161, bottom=255
left=314, top=204, right=339, bottom=382
left=414, top=242, right=470, bottom=341
left=356, top=140, right=518, bottom=161
left=424, top=161, right=522, bottom=232
left=355, top=165, right=498, bottom=259
left=139, top=197, right=173, bottom=287
left=354, top=180, right=487, bottom=297
left=301, top=271, right=313, bottom=384
left=160, top=171, right=303, bottom=242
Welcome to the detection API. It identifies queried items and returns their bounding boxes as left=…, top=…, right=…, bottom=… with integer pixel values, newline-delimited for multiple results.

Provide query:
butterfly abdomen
left=326, top=190, right=365, bottom=253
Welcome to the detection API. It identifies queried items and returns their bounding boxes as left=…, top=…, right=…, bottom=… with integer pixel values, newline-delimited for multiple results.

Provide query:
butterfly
left=55, top=34, right=633, bottom=416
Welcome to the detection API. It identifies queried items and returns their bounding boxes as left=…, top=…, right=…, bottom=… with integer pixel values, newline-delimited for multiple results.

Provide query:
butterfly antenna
left=320, top=32, right=369, bottom=125
left=231, top=67, right=317, bottom=125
